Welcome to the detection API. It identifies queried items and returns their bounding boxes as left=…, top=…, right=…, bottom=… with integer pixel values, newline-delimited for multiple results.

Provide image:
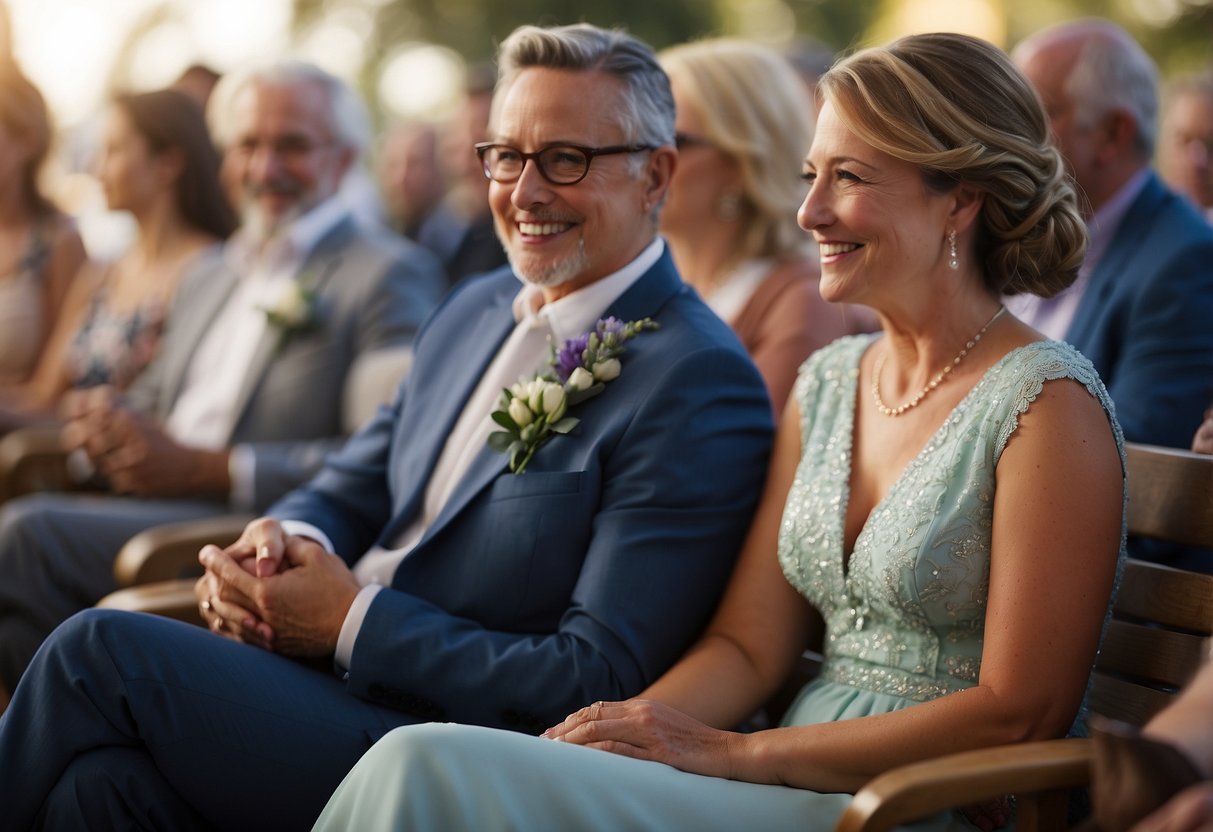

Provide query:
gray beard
left=503, top=235, right=589, bottom=289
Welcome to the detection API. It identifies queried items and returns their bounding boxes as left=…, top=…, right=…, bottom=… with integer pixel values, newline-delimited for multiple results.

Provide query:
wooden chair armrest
left=834, top=739, right=1093, bottom=832
left=113, top=514, right=255, bottom=586
left=0, top=427, right=70, bottom=501
left=95, top=578, right=203, bottom=625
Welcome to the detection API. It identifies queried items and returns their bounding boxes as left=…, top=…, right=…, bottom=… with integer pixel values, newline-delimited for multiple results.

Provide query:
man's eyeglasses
left=674, top=132, right=712, bottom=151
left=474, top=143, right=656, bottom=186
left=230, top=136, right=333, bottom=161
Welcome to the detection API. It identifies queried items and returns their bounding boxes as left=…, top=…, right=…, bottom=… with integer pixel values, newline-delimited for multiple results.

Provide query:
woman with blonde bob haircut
left=659, top=38, right=872, bottom=412
left=315, top=33, right=1124, bottom=831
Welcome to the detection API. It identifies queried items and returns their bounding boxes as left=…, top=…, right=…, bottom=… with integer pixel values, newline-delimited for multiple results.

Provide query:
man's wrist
left=190, top=448, right=233, bottom=496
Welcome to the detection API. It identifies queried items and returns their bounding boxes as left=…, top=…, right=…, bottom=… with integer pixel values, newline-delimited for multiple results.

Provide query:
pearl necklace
left=871, top=306, right=1006, bottom=417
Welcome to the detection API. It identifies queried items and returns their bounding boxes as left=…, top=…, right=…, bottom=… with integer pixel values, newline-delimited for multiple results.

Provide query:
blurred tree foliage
left=296, top=0, right=1213, bottom=72
left=293, top=0, right=1213, bottom=116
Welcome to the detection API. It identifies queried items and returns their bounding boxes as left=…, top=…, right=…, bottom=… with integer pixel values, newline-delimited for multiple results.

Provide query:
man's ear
left=1096, top=110, right=1138, bottom=164
left=642, top=145, right=677, bottom=213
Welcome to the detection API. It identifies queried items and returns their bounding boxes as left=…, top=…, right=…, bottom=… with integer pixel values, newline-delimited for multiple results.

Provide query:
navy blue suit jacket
left=1066, top=172, right=1213, bottom=449
left=270, top=249, right=774, bottom=730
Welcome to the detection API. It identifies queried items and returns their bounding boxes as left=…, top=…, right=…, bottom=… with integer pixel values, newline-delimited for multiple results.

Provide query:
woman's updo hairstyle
left=819, top=32, right=1085, bottom=297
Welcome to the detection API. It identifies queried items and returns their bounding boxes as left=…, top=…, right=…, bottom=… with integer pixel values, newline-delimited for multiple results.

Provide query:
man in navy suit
left=1008, top=19, right=1213, bottom=451
left=0, top=23, right=773, bottom=830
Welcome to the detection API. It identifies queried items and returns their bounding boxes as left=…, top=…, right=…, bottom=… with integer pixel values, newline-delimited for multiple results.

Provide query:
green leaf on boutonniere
left=486, top=316, right=659, bottom=474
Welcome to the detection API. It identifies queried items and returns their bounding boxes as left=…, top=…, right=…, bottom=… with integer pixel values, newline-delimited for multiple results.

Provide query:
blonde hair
left=660, top=39, right=812, bottom=263
left=821, top=32, right=1086, bottom=297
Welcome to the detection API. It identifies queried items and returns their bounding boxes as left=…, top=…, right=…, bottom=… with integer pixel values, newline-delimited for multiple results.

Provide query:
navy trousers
left=0, top=609, right=418, bottom=830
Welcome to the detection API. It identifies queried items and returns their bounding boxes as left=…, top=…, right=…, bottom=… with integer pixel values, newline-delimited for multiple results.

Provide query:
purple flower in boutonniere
left=487, top=316, right=660, bottom=474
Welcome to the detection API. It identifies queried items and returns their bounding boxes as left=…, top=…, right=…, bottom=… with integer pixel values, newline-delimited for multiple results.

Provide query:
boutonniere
left=487, top=316, right=660, bottom=474
left=261, top=279, right=319, bottom=335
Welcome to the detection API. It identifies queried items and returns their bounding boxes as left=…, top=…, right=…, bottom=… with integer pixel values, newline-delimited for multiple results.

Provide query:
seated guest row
left=0, top=88, right=236, bottom=432
left=0, top=60, right=445, bottom=698
left=0, top=21, right=1125, bottom=831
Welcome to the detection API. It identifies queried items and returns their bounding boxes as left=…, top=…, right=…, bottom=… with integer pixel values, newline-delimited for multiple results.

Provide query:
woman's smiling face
left=798, top=101, right=954, bottom=307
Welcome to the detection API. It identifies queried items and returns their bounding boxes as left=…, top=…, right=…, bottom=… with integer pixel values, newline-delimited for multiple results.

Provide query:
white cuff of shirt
left=278, top=520, right=336, bottom=554
left=336, top=584, right=383, bottom=672
left=278, top=520, right=368, bottom=673
left=228, top=444, right=256, bottom=511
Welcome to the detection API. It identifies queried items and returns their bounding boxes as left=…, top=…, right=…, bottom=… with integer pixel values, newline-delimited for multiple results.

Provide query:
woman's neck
left=666, top=222, right=744, bottom=297
left=131, top=204, right=199, bottom=265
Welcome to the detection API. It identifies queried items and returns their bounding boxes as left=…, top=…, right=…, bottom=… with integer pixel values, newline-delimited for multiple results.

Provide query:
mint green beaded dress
left=312, top=335, right=1126, bottom=832
left=779, top=335, right=1125, bottom=734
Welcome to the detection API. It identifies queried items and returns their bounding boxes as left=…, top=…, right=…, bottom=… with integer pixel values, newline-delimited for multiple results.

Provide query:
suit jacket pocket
left=487, top=470, right=584, bottom=502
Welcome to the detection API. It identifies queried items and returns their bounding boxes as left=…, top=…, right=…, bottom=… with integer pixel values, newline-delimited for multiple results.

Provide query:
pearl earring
left=716, top=191, right=742, bottom=222
left=948, top=229, right=958, bottom=270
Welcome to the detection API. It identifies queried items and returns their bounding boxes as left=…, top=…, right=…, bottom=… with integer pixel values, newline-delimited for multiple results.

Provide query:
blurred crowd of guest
left=0, top=12, right=1210, bottom=829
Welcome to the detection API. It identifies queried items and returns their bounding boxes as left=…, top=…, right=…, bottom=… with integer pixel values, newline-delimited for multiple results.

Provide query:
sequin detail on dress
left=778, top=336, right=1125, bottom=722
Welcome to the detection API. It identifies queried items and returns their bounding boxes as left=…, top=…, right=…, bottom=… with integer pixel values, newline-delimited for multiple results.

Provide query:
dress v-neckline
left=837, top=339, right=1035, bottom=578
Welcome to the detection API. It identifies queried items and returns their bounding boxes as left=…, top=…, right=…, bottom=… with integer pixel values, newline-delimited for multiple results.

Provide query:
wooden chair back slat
left=1113, top=561, right=1213, bottom=631
left=1085, top=444, right=1213, bottom=729
left=1095, top=621, right=1209, bottom=689
left=1125, top=443, right=1213, bottom=548
left=1087, top=674, right=1175, bottom=726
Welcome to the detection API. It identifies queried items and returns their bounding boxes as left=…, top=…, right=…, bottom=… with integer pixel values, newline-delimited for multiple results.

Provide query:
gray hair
left=492, top=23, right=675, bottom=162
left=1063, top=22, right=1159, bottom=159
left=207, top=60, right=371, bottom=160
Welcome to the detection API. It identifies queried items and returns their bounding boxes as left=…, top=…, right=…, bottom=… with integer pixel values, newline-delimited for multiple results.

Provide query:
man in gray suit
left=0, top=61, right=443, bottom=694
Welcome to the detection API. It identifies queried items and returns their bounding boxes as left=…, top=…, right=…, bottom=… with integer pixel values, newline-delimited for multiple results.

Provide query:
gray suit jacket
left=125, top=216, right=444, bottom=509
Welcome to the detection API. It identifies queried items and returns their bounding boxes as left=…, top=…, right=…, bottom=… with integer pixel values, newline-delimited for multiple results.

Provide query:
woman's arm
left=550, top=377, right=1123, bottom=794
left=40, top=217, right=87, bottom=333
left=1, top=258, right=99, bottom=418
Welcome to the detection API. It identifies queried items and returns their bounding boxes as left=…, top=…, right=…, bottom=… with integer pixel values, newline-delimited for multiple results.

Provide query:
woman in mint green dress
left=313, top=31, right=1126, bottom=832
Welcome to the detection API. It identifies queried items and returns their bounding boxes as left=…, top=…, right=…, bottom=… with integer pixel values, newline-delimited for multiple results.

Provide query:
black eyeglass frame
left=673, top=132, right=712, bottom=150
left=474, top=142, right=657, bottom=185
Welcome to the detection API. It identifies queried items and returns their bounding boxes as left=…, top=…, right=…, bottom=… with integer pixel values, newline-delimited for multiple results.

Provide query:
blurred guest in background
left=0, top=88, right=236, bottom=432
left=171, top=63, right=221, bottom=111
left=432, top=63, right=508, bottom=289
left=1007, top=19, right=1213, bottom=452
left=0, top=59, right=443, bottom=698
left=378, top=120, right=447, bottom=243
left=0, top=64, right=87, bottom=386
left=659, top=38, right=872, bottom=412
left=1158, top=71, right=1213, bottom=221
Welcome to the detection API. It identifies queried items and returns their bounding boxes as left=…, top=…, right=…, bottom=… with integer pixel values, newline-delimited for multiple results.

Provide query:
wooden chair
left=0, top=427, right=82, bottom=503
left=835, top=442, right=1213, bottom=832
left=95, top=514, right=253, bottom=625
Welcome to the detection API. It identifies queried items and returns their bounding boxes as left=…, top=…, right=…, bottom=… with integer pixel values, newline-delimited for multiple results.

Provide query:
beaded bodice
left=778, top=335, right=1125, bottom=704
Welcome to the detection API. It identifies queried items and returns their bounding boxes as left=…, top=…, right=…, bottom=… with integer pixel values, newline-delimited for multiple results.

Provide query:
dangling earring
left=947, top=228, right=959, bottom=270
left=716, top=190, right=743, bottom=222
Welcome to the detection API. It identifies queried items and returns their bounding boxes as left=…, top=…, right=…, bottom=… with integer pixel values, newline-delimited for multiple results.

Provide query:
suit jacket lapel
left=1068, top=173, right=1164, bottom=344
left=228, top=220, right=353, bottom=432
left=159, top=259, right=239, bottom=420
left=418, top=249, right=685, bottom=545
left=377, top=284, right=518, bottom=546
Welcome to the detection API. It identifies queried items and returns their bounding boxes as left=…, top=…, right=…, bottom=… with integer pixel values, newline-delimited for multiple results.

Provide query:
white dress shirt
left=284, top=238, right=666, bottom=671
left=164, top=197, right=350, bottom=508
left=1005, top=169, right=1150, bottom=340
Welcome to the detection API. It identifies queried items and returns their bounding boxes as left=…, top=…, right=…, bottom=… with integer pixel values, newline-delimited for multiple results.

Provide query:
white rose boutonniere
left=487, top=316, right=659, bottom=474
left=262, top=280, right=319, bottom=335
